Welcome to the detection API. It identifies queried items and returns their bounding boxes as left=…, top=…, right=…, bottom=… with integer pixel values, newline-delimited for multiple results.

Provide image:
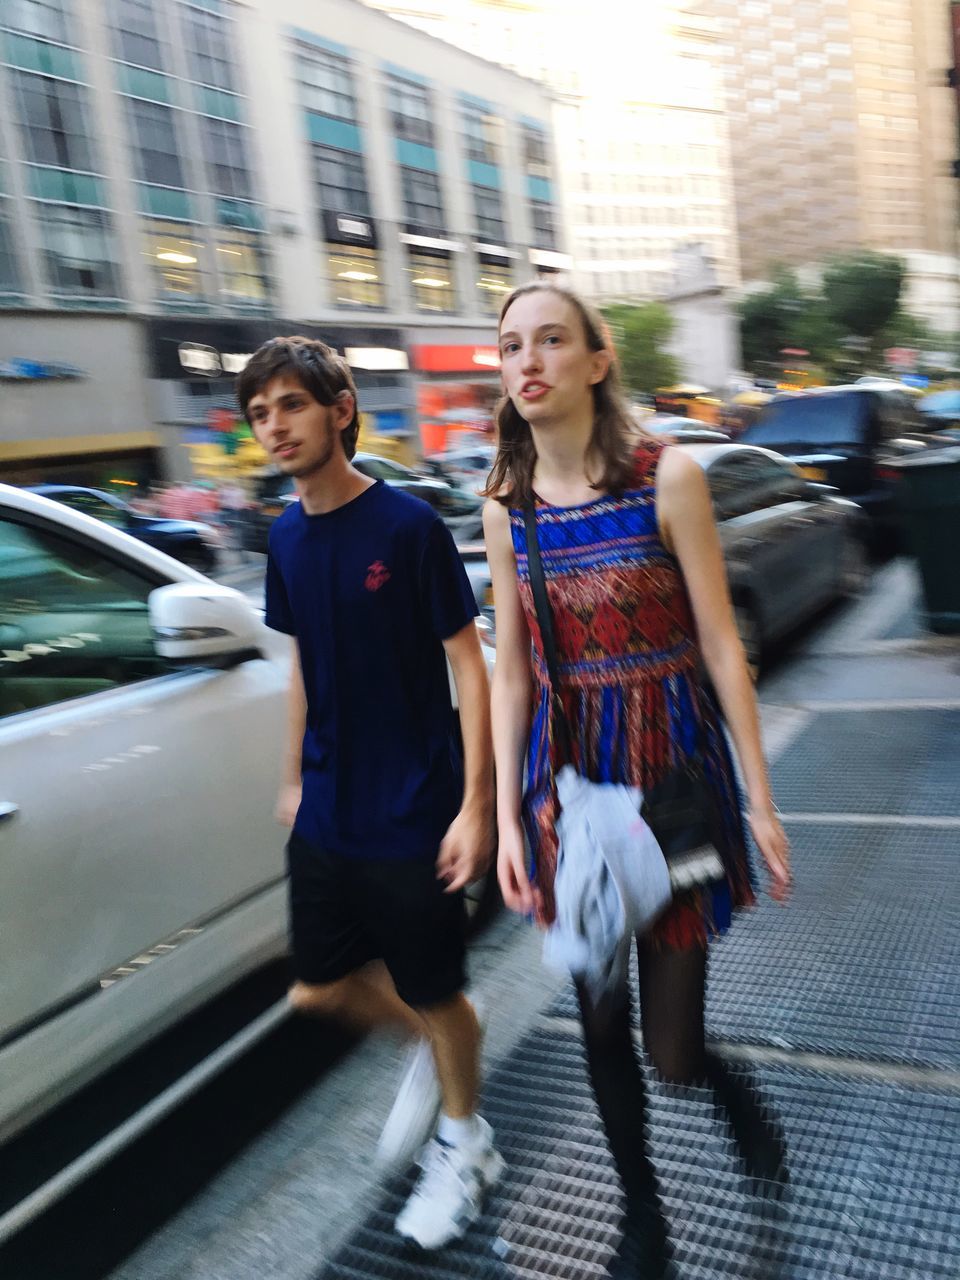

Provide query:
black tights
left=575, top=940, right=708, bottom=1205
left=576, top=939, right=786, bottom=1211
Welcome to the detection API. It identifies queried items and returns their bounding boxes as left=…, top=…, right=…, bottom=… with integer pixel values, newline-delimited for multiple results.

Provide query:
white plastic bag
left=543, top=765, right=673, bottom=1000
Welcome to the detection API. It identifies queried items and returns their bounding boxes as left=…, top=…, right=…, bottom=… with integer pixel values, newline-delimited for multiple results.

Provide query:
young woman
left=482, top=283, right=791, bottom=1278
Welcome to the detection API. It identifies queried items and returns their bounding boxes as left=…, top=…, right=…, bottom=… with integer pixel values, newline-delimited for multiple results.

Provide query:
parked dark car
left=739, top=385, right=950, bottom=552
left=243, top=453, right=484, bottom=553
left=472, top=443, right=869, bottom=677
left=29, top=485, right=219, bottom=573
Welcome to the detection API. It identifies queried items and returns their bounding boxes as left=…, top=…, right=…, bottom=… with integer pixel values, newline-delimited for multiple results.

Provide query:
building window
left=297, top=47, right=357, bottom=121
left=11, top=71, right=94, bottom=171
left=181, top=4, right=234, bottom=91
left=531, top=199, right=557, bottom=250
left=400, top=166, right=444, bottom=231
left=476, top=262, right=512, bottom=315
left=126, top=99, right=184, bottom=187
left=462, top=103, right=498, bottom=165
left=216, top=228, right=268, bottom=306
left=328, top=244, right=383, bottom=307
left=142, top=218, right=204, bottom=299
left=112, top=0, right=164, bottom=70
left=200, top=117, right=252, bottom=198
left=522, top=125, right=550, bottom=176
left=386, top=76, right=434, bottom=146
left=312, top=145, right=371, bottom=218
left=406, top=252, right=454, bottom=312
left=473, top=185, right=505, bottom=241
left=0, top=211, right=22, bottom=295
left=36, top=204, right=121, bottom=298
left=3, top=0, right=70, bottom=42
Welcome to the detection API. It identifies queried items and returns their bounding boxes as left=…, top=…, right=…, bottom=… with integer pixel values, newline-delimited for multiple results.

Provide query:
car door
left=708, top=451, right=829, bottom=636
left=748, top=452, right=842, bottom=615
left=0, top=507, right=287, bottom=1048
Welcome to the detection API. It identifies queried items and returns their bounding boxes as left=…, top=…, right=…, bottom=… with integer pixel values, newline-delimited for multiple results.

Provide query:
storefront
left=0, top=314, right=161, bottom=491
left=409, top=339, right=502, bottom=456
left=145, top=318, right=416, bottom=479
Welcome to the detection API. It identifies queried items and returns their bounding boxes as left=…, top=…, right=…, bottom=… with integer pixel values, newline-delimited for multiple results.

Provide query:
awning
left=0, top=430, right=162, bottom=462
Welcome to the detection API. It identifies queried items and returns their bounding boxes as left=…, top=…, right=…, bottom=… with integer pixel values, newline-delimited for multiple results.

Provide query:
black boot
left=606, top=1195, right=675, bottom=1279
left=706, top=1052, right=788, bottom=1194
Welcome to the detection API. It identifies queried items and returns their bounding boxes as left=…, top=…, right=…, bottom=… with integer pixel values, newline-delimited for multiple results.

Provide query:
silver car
left=0, top=484, right=497, bottom=1159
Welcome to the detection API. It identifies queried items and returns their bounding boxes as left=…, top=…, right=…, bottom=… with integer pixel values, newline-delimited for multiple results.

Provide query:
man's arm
left=276, top=637, right=306, bottom=827
left=437, top=621, right=495, bottom=892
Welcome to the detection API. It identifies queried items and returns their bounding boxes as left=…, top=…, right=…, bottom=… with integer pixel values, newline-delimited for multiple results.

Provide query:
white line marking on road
left=778, top=812, right=960, bottom=828
left=541, top=1018, right=960, bottom=1092
left=796, top=699, right=960, bottom=712
left=759, top=706, right=814, bottom=762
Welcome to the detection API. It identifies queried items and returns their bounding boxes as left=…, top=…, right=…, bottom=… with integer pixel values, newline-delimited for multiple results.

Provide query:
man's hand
left=437, top=801, right=496, bottom=893
left=275, top=782, right=302, bottom=828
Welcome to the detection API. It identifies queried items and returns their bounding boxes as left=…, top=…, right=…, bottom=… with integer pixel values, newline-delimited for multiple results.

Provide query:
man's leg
left=288, top=960, right=424, bottom=1040
left=416, top=992, right=481, bottom=1119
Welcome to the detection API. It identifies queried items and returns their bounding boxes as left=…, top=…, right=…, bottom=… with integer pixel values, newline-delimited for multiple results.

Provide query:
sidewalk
left=319, top=560, right=960, bottom=1280
left=109, top=561, right=960, bottom=1280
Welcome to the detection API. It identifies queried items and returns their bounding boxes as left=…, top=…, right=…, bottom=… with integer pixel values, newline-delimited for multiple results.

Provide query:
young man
left=238, top=337, right=502, bottom=1250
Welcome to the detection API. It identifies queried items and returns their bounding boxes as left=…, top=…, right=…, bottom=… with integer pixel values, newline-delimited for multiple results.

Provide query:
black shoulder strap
left=523, top=500, right=574, bottom=760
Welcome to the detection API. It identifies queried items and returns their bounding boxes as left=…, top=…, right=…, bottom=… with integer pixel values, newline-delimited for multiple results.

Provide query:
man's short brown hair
left=237, top=336, right=361, bottom=459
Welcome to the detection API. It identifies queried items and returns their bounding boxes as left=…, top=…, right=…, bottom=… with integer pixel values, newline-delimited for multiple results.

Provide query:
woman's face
left=499, top=290, right=609, bottom=426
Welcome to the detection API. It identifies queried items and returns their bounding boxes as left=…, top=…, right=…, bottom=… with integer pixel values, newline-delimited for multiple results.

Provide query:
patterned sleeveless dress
left=510, top=439, right=756, bottom=949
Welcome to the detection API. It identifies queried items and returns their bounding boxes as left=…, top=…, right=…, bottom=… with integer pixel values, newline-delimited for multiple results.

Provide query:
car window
left=55, top=491, right=127, bottom=527
left=877, top=390, right=929, bottom=438
left=748, top=393, right=870, bottom=447
left=0, top=515, right=176, bottom=719
left=255, top=473, right=295, bottom=503
left=357, top=456, right=407, bottom=481
left=708, top=452, right=803, bottom=518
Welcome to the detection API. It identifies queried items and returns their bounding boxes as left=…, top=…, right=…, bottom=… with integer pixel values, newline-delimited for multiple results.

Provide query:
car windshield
left=748, top=393, right=871, bottom=446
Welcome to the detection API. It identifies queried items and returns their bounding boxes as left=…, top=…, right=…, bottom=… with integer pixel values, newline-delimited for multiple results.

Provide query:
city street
left=2, top=557, right=958, bottom=1280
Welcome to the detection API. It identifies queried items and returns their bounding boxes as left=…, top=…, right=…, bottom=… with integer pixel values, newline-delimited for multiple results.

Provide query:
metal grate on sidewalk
left=546, top=820, right=960, bottom=1068
left=767, top=709, right=960, bottom=817
left=316, top=1027, right=960, bottom=1280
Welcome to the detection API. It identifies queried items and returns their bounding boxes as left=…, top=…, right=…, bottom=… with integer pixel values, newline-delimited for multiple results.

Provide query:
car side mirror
left=149, top=582, right=264, bottom=664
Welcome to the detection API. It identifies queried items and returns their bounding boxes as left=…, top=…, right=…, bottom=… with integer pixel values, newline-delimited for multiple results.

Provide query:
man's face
left=246, top=374, right=340, bottom=479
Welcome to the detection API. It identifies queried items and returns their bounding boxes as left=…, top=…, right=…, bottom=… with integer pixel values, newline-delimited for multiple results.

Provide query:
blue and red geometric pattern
left=509, top=440, right=756, bottom=947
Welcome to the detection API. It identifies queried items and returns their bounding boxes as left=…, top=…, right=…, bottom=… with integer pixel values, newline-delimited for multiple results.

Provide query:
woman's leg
left=575, top=981, right=672, bottom=1277
left=634, top=939, right=708, bottom=1085
left=635, top=938, right=788, bottom=1190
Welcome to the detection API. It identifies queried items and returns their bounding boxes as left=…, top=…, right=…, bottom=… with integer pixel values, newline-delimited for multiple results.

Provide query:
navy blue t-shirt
left=264, top=480, right=479, bottom=859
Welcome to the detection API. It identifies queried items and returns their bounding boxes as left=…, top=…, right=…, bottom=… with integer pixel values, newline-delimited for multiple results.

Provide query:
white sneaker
left=394, top=1117, right=505, bottom=1251
left=376, top=1038, right=441, bottom=1170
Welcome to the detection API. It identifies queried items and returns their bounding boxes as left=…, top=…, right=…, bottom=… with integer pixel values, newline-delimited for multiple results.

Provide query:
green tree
left=737, top=268, right=846, bottom=376
left=603, top=302, right=680, bottom=395
left=821, top=251, right=905, bottom=342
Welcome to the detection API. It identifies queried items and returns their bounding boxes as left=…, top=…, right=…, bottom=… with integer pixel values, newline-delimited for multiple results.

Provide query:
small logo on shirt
left=364, top=560, right=391, bottom=591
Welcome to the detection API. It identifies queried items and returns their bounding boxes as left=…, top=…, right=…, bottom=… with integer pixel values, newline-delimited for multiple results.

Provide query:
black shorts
left=286, top=831, right=467, bottom=1008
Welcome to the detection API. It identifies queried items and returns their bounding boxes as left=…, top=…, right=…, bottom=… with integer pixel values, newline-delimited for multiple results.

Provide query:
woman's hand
left=497, top=822, right=540, bottom=917
left=748, top=804, right=792, bottom=903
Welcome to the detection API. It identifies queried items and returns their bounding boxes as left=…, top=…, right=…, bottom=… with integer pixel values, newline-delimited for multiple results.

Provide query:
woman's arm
left=482, top=499, right=539, bottom=916
left=656, top=448, right=791, bottom=902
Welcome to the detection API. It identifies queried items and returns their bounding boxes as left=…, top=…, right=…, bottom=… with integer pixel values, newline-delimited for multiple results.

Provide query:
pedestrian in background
left=238, top=337, right=502, bottom=1251
left=218, top=478, right=248, bottom=559
left=483, top=283, right=791, bottom=1278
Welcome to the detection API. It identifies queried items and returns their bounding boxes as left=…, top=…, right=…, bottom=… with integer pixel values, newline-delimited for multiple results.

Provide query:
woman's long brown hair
left=481, top=281, right=644, bottom=507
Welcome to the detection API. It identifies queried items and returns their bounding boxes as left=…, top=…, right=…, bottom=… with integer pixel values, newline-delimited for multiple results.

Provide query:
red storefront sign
left=411, top=345, right=501, bottom=373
